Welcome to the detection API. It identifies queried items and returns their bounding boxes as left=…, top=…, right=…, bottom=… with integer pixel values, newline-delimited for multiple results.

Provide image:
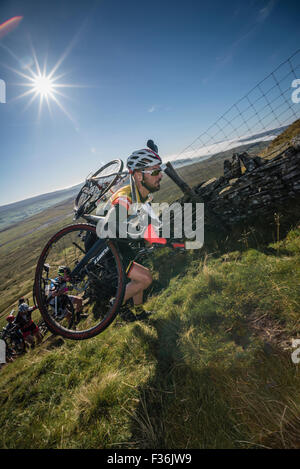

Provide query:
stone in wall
left=239, top=152, right=265, bottom=172
left=224, top=160, right=232, bottom=179
left=231, top=154, right=242, bottom=178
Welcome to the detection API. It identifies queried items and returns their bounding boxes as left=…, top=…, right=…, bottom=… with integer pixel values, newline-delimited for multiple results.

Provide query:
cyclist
left=98, top=143, right=165, bottom=321
left=4, top=313, right=16, bottom=333
left=2, top=313, right=24, bottom=353
left=2, top=314, right=18, bottom=361
left=49, top=266, right=83, bottom=322
left=15, top=302, right=42, bottom=347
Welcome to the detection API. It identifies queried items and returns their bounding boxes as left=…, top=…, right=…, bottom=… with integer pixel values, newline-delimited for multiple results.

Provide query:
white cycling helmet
left=127, top=148, right=162, bottom=172
left=18, top=303, right=29, bottom=313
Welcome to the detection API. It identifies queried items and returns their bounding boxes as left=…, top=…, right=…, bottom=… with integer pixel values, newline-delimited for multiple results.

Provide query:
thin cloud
left=148, top=105, right=157, bottom=113
left=202, top=1, right=277, bottom=84
left=257, top=0, right=276, bottom=22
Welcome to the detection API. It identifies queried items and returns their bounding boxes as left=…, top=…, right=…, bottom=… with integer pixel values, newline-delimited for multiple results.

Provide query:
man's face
left=58, top=272, right=68, bottom=282
left=63, top=271, right=70, bottom=281
left=137, top=164, right=163, bottom=193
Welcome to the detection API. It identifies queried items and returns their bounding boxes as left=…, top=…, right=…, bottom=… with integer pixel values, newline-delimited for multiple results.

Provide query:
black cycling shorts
left=116, top=241, right=136, bottom=275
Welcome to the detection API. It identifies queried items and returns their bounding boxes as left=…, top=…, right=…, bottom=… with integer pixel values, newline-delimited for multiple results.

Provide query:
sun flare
left=10, top=43, right=81, bottom=123
left=32, top=74, right=54, bottom=97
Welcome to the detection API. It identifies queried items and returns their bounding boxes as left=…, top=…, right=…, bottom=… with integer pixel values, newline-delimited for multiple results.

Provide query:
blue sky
left=0, top=0, right=299, bottom=205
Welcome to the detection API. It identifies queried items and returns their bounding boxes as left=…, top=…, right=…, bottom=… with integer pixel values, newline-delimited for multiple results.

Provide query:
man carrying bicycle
left=34, top=140, right=188, bottom=339
left=99, top=142, right=165, bottom=321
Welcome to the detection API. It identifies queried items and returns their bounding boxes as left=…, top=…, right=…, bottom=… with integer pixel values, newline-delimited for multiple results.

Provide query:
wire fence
left=169, top=49, right=300, bottom=171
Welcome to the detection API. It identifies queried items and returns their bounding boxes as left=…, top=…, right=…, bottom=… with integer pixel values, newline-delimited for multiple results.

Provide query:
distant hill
left=259, top=119, right=300, bottom=159
left=170, top=125, right=288, bottom=169
left=0, top=183, right=82, bottom=232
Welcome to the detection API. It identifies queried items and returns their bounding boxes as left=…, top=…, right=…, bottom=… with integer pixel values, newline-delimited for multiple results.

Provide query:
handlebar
left=150, top=240, right=186, bottom=250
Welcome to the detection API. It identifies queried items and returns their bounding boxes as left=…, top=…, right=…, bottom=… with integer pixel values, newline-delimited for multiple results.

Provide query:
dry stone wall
left=186, top=136, right=300, bottom=230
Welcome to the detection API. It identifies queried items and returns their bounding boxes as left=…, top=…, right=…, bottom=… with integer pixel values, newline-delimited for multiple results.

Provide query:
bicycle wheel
left=74, top=159, right=124, bottom=219
left=34, top=224, right=126, bottom=340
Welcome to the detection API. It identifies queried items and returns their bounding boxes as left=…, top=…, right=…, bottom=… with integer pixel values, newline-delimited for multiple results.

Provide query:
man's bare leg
left=123, top=262, right=152, bottom=306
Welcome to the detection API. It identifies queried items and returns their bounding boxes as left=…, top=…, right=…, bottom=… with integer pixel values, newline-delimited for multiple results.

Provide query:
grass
left=0, top=198, right=74, bottom=319
left=0, top=322, right=157, bottom=449
left=1, top=121, right=300, bottom=448
left=1, top=221, right=300, bottom=448
left=258, top=119, right=300, bottom=159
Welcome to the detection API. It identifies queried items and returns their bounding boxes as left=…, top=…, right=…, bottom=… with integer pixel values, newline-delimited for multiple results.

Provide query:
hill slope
left=259, top=119, right=300, bottom=159
left=1, top=224, right=300, bottom=448
left=1, top=121, right=300, bottom=449
left=0, top=198, right=74, bottom=317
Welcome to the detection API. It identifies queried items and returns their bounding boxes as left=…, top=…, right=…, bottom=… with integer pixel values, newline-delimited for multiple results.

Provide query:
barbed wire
left=170, top=50, right=300, bottom=174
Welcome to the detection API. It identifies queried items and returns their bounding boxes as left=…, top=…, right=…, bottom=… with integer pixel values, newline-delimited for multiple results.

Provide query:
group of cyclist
left=2, top=264, right=85, bottom=358
left=3, top=141, right=173, bottom=356
left=3, top=298, right=42, bottom=358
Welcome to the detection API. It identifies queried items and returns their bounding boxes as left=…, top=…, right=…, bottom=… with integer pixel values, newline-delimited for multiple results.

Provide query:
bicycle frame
left=70, top=236, right=108, bottom=279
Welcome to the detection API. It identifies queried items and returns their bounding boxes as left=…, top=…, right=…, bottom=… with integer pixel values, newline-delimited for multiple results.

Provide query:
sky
left=0, top=0, right=299, bottom=206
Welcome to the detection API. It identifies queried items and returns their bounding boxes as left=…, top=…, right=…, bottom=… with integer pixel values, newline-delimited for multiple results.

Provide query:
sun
left=32, top=74, right=55, bottom=98
left=9, top=43, right=80, bottom=123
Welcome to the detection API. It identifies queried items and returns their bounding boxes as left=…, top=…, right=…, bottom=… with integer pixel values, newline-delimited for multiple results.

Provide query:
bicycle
left=1, top=320, right=26, bottom=356
left=74, top=159, right=125, bottom=220
left=34, top=144, right=192, bottom=341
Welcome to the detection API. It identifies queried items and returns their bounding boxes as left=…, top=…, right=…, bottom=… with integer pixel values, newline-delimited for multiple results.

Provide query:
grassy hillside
left=1, top=223, right=300, bottom=448
left=0, top=198, right=74, bottom=319
left=258, top=119, right=300, bottom=159
left=1, top=121, right=300, bottom=449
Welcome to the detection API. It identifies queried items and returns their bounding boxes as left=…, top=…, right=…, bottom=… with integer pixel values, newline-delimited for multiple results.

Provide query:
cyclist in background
left=4, top=313, right=17, bottom=334
left=2, top=313, right=23, bottom=343
left=2, top=313, right=25, bottom=354
left=49, top=266, right=83, bottom=322
left=15, top=302, right=42, bottom=347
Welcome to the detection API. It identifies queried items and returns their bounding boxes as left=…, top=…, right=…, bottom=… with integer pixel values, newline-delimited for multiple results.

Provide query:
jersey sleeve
left=111, top=194, right=131, bottom=211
